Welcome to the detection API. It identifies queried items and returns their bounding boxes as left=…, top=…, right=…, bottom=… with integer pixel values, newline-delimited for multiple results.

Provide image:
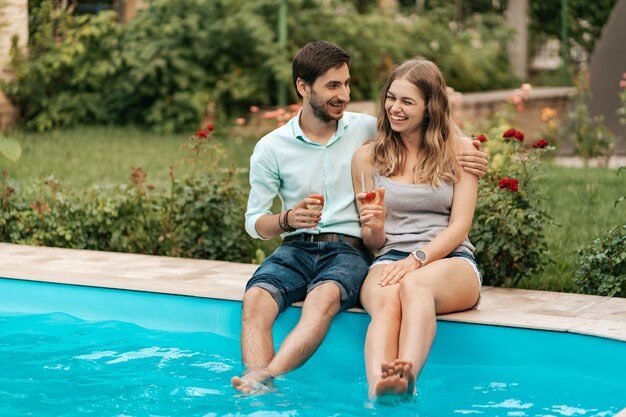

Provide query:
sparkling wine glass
left=306, top=174, right=325, bottom=230
left=361, top=171, right=381, bottom=225
left=361, top=171, right=380, bottom=205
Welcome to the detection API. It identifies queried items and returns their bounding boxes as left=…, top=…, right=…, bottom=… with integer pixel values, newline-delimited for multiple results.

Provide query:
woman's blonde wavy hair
left=372, top=58, right=460, bottom=187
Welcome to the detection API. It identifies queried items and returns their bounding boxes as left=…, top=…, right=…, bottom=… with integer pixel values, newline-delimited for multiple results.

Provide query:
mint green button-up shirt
left=245, top=111, right=377, bottom=239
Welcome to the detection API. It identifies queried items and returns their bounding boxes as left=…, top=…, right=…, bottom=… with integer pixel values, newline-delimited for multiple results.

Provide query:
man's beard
left=310, top=90, right=340, bottom=123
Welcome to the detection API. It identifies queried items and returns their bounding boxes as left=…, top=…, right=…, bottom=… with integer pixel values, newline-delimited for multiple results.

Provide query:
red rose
left=503, top=128, right=516, bottom=138
left=533, top=139, right=549, bottom=148
left=205, top=123, right=215, bottom=132
left=513, top=130, right=524, bottom=141
left=498, top=177, right=518, bottom=192
left=195, top=130, right=207, bottom=138
left=476, top=134, right=488, bottom=143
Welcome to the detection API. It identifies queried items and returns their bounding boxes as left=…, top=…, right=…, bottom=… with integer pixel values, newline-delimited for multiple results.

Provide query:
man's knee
left=304, top=282, right=342, bottom=318
left=242, top=287, right=279, bottom=322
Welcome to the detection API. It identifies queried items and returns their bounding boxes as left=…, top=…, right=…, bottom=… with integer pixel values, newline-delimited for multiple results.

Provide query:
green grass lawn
left=523, top=165, right=626, bottom=292
left=1, top=126, right=191, bottom=190
left=2, top=126, right=624, bottom=293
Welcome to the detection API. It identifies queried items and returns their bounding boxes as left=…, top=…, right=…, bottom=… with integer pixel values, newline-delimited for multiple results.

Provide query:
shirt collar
left=290, top=110, right=350, bottom=146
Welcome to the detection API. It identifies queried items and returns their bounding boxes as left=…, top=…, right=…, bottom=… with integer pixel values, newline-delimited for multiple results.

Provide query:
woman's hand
left=378, top=255, right=421, bottom=286
left=356, top=187, right=385, bottom=230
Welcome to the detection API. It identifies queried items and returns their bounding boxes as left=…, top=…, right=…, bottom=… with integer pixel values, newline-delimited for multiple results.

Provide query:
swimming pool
left=2, top=277, right=626, bottom=416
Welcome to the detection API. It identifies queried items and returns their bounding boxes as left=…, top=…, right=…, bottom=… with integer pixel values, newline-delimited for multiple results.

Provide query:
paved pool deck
left=2, top=242, right=626, bottom=342
left=3, top=242, right=626, bottom=416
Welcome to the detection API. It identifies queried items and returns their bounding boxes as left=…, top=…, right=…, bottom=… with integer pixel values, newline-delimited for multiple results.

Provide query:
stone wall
left=0, top=0, right=28, bottom=130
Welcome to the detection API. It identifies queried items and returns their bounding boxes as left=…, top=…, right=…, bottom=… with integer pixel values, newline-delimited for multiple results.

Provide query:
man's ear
left=296, top=78, right=309, bottom=98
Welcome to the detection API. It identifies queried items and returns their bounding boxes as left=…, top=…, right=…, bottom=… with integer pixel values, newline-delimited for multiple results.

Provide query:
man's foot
left=231, top=369, right=276, bottom=395
left=373, top=360, right=415, bottom=403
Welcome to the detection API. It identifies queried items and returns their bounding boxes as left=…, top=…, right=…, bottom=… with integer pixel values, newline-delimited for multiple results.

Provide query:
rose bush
left=470, top=127, right=554, bottom=287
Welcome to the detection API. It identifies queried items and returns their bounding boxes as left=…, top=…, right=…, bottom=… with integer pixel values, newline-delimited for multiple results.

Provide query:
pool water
left=2, top=278, right=626, bottom=416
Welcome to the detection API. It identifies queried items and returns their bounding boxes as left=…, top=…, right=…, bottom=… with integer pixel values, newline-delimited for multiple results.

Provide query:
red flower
left=476, top=134, right=488, bottom=143
left=498, top=177, right=519, bottom=192
left=205, top=123, right=215, bottom=132
left=533, top=139, right=549, bottom=148
left=195, top=130, right=207, bottom=138
left=502, top=128, right=516, bottom=138
left=513, top=130, right=524, bottom=142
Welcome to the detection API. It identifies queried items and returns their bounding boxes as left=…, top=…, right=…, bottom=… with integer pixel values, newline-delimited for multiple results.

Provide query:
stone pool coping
left=3, top=242, right=626, bottom=342
left=3, top=243, right=626, bottom=415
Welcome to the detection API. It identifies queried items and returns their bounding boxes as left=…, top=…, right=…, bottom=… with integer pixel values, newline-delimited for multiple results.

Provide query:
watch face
left=414, top=250, right=427, bottom=261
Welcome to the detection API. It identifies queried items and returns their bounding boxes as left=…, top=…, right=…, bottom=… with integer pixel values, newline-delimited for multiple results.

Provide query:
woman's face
left=384, top=77, right=426, bottom=138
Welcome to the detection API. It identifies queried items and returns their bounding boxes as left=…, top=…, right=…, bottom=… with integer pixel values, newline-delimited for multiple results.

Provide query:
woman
left=351, top=58, right=481, bottom=401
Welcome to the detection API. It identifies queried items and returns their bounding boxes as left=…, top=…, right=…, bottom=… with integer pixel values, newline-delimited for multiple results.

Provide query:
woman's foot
left=373, top=360, right=415, bottom=403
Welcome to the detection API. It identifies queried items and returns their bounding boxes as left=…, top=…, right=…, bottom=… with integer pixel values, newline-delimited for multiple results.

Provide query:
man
left=231, top=41, right=487, bottom=394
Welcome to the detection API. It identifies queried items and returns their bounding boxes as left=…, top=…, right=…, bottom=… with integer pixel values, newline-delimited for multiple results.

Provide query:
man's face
left=302, top=63, right=351, bottom=123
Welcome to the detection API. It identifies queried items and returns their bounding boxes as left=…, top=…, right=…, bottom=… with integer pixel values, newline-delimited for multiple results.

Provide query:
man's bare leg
left=231, top=287, right=279, bottom=393
left=264, top=282, right=341, bottom=375
left=233, top=282, right=341, bottom=393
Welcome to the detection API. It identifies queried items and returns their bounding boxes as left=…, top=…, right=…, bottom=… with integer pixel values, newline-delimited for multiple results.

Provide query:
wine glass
left=306, top=174, right=325, bottom=229
left=361, top=171, right=380, bottom=205
left=360, top=171, right=381, bottom=225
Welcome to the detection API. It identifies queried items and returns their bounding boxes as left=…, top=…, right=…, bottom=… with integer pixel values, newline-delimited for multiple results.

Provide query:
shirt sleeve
left=245, top=143, right=281, bottom=239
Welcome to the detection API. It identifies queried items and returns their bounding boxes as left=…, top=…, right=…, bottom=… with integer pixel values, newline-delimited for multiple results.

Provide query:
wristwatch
left=411, top=249, right=428, bottom=265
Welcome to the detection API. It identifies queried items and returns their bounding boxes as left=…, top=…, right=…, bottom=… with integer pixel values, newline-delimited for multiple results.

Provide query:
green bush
left=0, top=127, right=254, bottom=262
left=2, top=3, right=122, bottom=131
left=113, top=0, right=279, bottom=132
left=562, top=72, right=617, bottom=166
left=574, top=225, right=626, bottom=297
left=470, top=127, right=554, bottom=287
left=6, top=0, right=516, bottom=132
left=574, top=166, right=626, bottom=296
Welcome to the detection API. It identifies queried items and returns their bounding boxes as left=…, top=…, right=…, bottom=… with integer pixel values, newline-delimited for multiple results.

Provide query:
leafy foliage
left=575, top=225, right=626, bottom=297
left=6, top=0, right=515, bottom=132
left=529, top=0, right=618, bottom=55
left=2, top=3, right=122, bottom=131
left=0, top=127, right=254, bottom=262
left=113, top=0, right=279, bottom=132
left=470, top=127, right=554, bottom=287
left=561, top=72, right=617, bottom=165
left=574, top=165, right=625, bottom=297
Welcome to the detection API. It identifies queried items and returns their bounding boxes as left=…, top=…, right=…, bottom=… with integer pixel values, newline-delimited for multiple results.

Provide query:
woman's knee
left=398, top=274, right=433, bottom=303
left=361, top=289, right=401, bottom=318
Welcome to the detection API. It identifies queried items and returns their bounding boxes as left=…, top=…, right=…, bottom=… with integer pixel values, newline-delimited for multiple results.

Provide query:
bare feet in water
left=373, top=359, right=415, bottom=402
left=231, top=369, right=276, bottom=395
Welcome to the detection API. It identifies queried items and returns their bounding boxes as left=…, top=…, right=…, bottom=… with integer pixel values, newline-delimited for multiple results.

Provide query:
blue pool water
left=2, top=277, right=626, bottom=416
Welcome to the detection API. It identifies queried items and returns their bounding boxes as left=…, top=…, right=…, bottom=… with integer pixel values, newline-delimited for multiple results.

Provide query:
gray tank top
left=374, top=173, right=475, bottom=256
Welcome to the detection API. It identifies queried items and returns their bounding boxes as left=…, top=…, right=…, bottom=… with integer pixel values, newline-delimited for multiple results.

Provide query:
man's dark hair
left=292, top=41, right=351, bottom=99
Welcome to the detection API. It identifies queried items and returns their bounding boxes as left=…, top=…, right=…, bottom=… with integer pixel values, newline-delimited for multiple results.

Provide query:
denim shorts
left=246, top=240, right=373, bottom=313
left=371, top=249, right=482, bottom=287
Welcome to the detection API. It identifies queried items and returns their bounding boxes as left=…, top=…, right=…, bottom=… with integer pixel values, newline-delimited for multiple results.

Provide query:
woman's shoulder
left=352, top=141, right=374, bottom=163
left=453, top=133, right=475, bottom=152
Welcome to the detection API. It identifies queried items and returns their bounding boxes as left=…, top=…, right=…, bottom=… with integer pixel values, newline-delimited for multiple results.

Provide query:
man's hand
left=287, top=196, right=323, bottom=229
left=459, top=139, right=488, bottom=178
